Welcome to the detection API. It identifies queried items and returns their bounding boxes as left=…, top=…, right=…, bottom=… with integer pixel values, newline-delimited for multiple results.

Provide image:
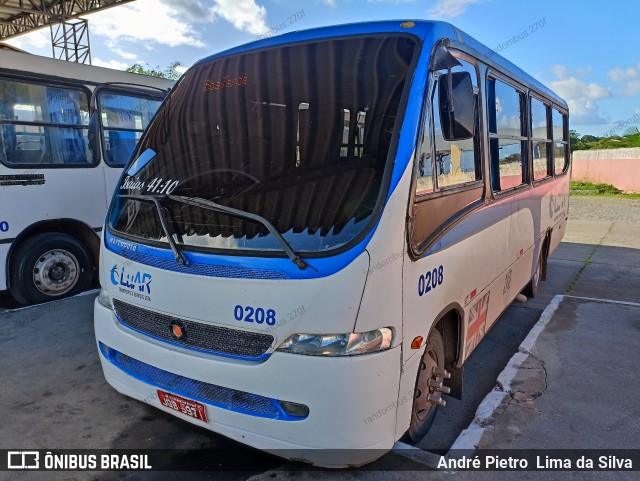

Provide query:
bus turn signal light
left=411, top=336, right=423, bottom=349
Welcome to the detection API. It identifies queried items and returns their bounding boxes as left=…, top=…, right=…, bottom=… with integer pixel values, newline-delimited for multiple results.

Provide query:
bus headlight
left=97, top=288, right=114, bottom=310
left=277, top=328, right=393, bottom=356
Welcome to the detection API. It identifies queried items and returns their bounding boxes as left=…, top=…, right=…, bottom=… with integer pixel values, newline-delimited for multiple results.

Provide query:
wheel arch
left=540, top=228, right=552, bottom=282
left=430, top=302, right=464, bottom=400
left=6, top=218, right=100, bottom=289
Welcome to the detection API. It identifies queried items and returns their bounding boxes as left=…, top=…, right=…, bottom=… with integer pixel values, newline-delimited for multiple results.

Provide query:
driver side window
left=415, top=58, right=481, bottom=195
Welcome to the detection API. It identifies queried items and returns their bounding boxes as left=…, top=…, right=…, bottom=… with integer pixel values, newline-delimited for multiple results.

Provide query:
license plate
left=157, top=390, right=208, bottom=422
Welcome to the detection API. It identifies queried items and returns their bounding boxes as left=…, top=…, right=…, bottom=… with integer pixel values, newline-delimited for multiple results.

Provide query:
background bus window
left=99, top=92, right=161, bottom=167
left=552, top=108, right=569, bottom=175
left=531, top=97, right=551, bottom=181
left=0, top=78, right=92, bottom=166
left=488, top=78, right=527, bottom=192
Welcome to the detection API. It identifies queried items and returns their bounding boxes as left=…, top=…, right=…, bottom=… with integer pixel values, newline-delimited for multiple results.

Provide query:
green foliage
left=571, top=181, right=640, bottom=198
left=570, top=181, right=622, bottom=195
left=571, top=130, right=640, bottom=151
left=580, top=134, right=599, bottom=143
left=125, top=61, right=184, bottom=80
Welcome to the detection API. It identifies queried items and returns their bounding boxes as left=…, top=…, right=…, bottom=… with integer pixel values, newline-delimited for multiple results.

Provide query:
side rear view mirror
left=438, top=71, right=475, bottom=141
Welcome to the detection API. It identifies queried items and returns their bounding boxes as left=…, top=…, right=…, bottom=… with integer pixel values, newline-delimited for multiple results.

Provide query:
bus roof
left=0, top=48, right=174, bottom=91
left=197, top=20, right=567, bottom=110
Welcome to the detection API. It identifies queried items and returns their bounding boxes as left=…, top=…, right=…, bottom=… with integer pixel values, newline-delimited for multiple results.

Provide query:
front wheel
left=9, top=232, right=93, bottom=305
left=407, top=329, right=446, bottom=442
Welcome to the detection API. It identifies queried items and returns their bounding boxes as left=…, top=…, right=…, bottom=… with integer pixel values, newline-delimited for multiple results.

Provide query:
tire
left=407, top=329, right=446, bottom=442
left=523, top=250, right=544, bottom=298
left=9, top=232, right=93, bottom=305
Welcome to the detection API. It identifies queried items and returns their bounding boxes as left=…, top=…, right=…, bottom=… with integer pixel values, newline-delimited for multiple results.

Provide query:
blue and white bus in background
left=0, top=46, right=173, bottom=305
left=95, top=20, right=570, bottom=467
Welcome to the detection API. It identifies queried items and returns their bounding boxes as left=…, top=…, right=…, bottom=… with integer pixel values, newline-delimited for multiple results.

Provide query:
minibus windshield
left=108, top=34, right=418, bottom=255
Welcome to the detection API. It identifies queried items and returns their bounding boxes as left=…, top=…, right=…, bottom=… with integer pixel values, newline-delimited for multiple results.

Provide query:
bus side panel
left=104, top=166, right=124, bottom=211
left=0, top=244, right=9, bottom=290
left=0, top=168, right=108, bottom=241
left=402, top=201, right=514, bottom=360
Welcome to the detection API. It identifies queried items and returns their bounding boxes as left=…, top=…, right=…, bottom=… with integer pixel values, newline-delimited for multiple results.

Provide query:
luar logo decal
left=110, top=265, right=152, bottom=301
left=549, top=194, right=567, bottom=221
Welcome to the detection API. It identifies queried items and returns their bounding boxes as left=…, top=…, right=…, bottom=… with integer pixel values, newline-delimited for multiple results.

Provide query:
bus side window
left=415, top=90, right=434, bottom=194
left=0, top=77, right=93, bottom=166
left=552, top=108, right=569, bottom=175
left=98, top=92, right=162, bottom=167
left=531, top=96, right=552, bottom=181
left=488, top=78, right=527, bottom=192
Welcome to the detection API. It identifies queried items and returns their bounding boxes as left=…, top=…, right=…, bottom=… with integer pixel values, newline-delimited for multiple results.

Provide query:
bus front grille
left=112, top=299, right=274, bottom=360
left=98, top=342, right=287, bottom=419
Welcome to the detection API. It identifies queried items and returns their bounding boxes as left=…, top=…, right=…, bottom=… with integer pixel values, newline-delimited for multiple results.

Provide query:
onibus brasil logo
left=110, top=265, right=152, bottom=301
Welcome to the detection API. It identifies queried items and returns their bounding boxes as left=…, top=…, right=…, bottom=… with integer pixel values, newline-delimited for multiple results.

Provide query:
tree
left=581, top=134, right=600, bottom=143
left=569, top=130, right=585, bottom=152
left=126, top=61, right=184, bottom=80
left=623, top=126, right=639, bottom=136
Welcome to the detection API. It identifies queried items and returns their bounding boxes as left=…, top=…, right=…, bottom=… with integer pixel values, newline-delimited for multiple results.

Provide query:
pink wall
left=572, top=159, right=640, bottom=193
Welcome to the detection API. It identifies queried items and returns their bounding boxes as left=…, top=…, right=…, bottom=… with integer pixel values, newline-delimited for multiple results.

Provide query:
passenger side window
left=552, top=108, right=569, bottom=175
left=488, top=78, right=527, bottom=191
left=416, top=58, right=480, bottom=195
left=0, top=77, right=93, bottom=166
left=531, top=97, right=551, bottom=181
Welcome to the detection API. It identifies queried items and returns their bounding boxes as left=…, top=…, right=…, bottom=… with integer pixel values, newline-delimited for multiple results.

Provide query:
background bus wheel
left=9, top=233, right=93, bottom=306
left=407, top=329, right=446, bottom=442
left=523, top=251, right=544, bottom=298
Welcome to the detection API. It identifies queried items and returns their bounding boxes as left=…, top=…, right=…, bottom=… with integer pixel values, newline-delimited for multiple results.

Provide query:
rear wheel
left=9, top=232, right=93, bottom=305
left=523, top=250, right=544, bottom=298
left=407, top=329, right=446, bottom=442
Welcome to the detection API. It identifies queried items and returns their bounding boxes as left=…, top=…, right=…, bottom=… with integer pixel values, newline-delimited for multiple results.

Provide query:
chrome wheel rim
left=32, top=249, right=80, bottom=296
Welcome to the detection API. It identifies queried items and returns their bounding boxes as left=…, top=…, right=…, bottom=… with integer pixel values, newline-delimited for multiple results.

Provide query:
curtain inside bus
left=0, top=78, right=91, bottom=165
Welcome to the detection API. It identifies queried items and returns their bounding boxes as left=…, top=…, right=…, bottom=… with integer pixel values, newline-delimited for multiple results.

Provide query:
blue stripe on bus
left=98, top=342, right=305, bottom=421
left=105, top=230, right=374, bottom=279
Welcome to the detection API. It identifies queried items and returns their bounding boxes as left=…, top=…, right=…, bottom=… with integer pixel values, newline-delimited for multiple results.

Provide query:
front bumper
left=94, top=300, right=402, bottom=467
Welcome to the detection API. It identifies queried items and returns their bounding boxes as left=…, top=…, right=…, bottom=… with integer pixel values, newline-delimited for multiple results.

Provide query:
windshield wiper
left=167, top=194, right=312, bottom=271
left=120, top=194, right=190, bottom=266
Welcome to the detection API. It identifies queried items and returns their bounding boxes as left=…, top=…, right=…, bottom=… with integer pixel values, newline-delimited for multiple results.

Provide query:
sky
left=6, top=0, right=640, bottom=137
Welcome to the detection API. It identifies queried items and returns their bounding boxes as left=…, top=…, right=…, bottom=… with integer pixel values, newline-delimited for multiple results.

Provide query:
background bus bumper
left=94, top=300, right=402, bottom=467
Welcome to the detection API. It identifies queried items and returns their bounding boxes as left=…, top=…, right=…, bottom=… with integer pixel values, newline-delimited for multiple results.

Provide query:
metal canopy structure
left=0, top=0, right=135, bottom=63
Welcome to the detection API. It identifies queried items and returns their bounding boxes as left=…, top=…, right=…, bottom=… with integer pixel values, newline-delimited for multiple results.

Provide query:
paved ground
left=449, top=296, right=640, bottom=481
left=569, top=195, right=640, bottom=222
left=1, top=195, right=638, bottom=480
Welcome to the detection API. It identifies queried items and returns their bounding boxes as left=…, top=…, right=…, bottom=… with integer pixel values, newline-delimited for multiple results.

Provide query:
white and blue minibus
left=95, top=20, right=570, bottom=467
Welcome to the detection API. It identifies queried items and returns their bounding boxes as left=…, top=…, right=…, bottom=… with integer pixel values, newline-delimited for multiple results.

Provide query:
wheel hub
left=33, top=249, right=80, bottom=296
left=414, top=349, right=441, bottom=421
